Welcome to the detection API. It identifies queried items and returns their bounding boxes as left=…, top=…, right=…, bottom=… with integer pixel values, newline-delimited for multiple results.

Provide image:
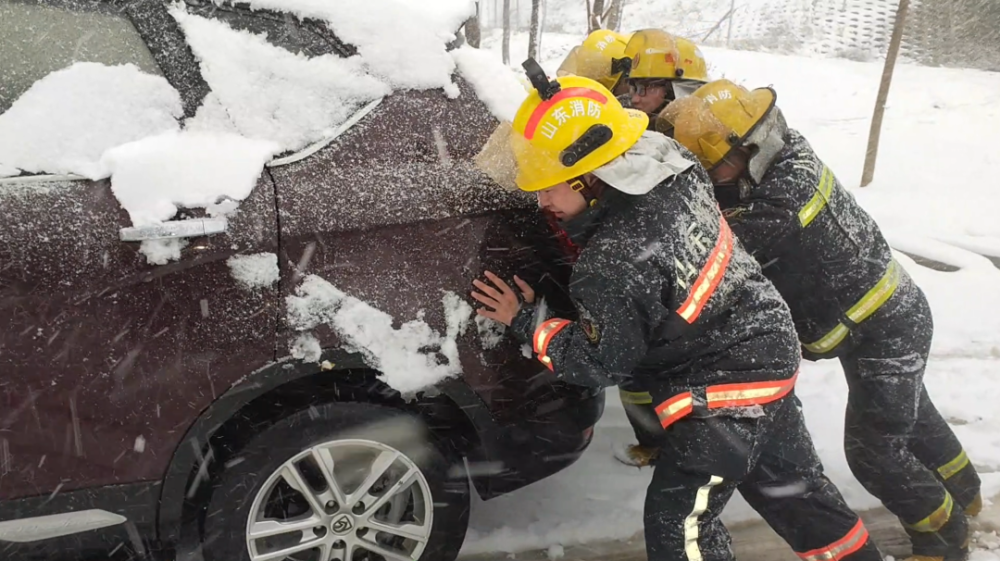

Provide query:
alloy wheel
left=244, top=438, right=434, bottom=561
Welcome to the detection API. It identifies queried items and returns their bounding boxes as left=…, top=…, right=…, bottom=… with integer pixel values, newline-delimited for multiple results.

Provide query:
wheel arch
left=155, top=347, right=494, bottom=546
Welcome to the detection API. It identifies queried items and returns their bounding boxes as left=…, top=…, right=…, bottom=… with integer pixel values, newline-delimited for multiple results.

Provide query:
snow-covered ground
left=461, top=31, right=1000, bottom=557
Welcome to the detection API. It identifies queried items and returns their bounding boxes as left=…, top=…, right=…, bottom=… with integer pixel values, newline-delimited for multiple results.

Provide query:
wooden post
left=861, top=0, right=910, bottom=187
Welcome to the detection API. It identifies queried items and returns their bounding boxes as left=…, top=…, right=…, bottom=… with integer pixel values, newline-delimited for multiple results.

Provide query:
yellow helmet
left=510, top=74, right=649, bottom=192
left=625, top=29, right=710, bottom=83
left=556, top=29, right=633, bottom=92
left=660, top=79, right=776, bottom=170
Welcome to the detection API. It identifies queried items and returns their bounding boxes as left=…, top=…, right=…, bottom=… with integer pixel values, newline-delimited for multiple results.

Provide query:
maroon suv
left=0, top=1, right=604, bottom=560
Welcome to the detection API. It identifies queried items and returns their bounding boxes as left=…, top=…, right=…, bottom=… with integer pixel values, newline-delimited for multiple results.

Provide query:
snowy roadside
left=463, top=32, right=1000, bottom=558
left=459, top=500, right=1000, bottom=561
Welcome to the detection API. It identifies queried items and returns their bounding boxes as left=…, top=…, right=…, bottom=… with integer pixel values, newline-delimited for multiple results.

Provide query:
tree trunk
left=465, top=2, right=482, bottom=48
left=726, top=0, right=735, bottom=47
left=538, top=0, right=547, bottom=56
left=589, top=0, right=605, bottom=32
left=861, top=0, right=910, bottom=187
left=528, top=0, right=541, bottom=59
left=606, top=0, right=626, bottom=31
left=502, top=0, right=511, bottom=65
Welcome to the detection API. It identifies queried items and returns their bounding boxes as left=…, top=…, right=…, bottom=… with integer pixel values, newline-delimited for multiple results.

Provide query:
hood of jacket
left=591, top=131, right=697, bottom=196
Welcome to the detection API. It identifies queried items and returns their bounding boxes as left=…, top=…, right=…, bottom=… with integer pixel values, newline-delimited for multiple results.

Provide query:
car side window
left=0, top=1, right=162, bottom=114
left=182, top=0, right=354, bottom=58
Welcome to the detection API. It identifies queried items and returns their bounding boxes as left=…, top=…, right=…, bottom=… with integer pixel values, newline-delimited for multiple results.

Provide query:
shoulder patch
left=576, top=300, right=601, bottom=345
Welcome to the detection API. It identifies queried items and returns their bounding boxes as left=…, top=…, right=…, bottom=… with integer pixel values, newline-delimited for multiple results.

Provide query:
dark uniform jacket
left=715, top=128, right=907, bottom=359
left=510, top=136, right=801, bottom=425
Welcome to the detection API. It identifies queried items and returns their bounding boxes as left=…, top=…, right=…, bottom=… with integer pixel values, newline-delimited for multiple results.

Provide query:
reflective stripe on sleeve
left=798, top=165, right=835, bottom=227
left=677, top=216, right=734, bottom=324
left=619, top=389, right=653, bottom=405
left=795, top=518, right=870, bottom=561
left=655, top=392, right=694, bottom=429
left=533, top=318, right=571, bottom=371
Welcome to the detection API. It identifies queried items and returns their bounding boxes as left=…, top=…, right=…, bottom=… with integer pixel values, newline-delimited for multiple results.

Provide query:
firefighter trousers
left=645, top=393, right=883, bottom=561
left=841, top=284, right=980, bottom=557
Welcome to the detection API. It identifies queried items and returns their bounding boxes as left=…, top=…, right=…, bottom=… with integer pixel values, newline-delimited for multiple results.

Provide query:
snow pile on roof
left=0, top=62, right=182, bottom=179
left=452, top=46, right=528, bottom=122
left=101, top=130, right=279, bottom=227
left=286, top=275, right=470, bottom=393
left=241, top=0, right=475, bottom=96
left=228, top=252, right=280, bottom=290
left=170, top=6, right=390, bottom=152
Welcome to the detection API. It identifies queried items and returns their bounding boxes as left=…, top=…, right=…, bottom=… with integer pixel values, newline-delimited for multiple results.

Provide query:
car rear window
left=0, top=1, right=162, bottom=113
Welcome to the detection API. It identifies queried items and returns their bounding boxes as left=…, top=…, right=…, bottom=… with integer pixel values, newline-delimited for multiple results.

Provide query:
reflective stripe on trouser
left=646, top=397, right=881, bottom=561
left=803, top=259, right=901, bottom=355
left=738, top=394, right=882, bottom=561
left=684, top=476, right=725, bottom=561
left=795, top=520, right=870, bottom=561
left=906, top=492, right=954, bottom=533
left=646, top=467, right=738, bottom=561
left=655, top=371, right=798, bottom=429
left=931, top=449, right=982, bottom=515
left=937, top=450, right=971, bottom=481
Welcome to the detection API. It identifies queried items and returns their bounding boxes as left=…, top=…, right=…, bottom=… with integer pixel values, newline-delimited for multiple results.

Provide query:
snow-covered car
left=0, top=1, right=604, bottom=560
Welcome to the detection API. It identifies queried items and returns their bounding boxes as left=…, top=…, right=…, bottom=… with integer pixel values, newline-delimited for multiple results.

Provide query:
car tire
left=201, top=402, right=470, bottom=561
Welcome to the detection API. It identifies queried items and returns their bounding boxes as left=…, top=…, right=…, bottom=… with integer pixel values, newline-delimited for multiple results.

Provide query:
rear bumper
left=470, top=385, right=606, bottom=499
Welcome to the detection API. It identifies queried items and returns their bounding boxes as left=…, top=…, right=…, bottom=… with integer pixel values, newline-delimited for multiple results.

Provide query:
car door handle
left=119, top=218, right=228, bottom=242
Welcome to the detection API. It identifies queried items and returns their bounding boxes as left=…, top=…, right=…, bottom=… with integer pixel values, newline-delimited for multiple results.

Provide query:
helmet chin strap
left=570, top=177, right=607, bottom=208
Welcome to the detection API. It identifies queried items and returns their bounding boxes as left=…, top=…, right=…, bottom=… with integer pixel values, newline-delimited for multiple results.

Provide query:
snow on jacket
left=715, top=127, right=905, bottom=359
left=510, top=133, right=801, bottom=414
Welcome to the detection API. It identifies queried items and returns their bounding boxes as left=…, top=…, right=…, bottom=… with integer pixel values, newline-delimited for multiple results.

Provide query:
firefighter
left=661, top=79, right=983, bottom=561
left=470, top=64, right=883, bottom=561
left=622, top=29, right=710, bottom=127
left=556, top=29, right=634, bottom=97
left=612, top=28, right=714, bottom=467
